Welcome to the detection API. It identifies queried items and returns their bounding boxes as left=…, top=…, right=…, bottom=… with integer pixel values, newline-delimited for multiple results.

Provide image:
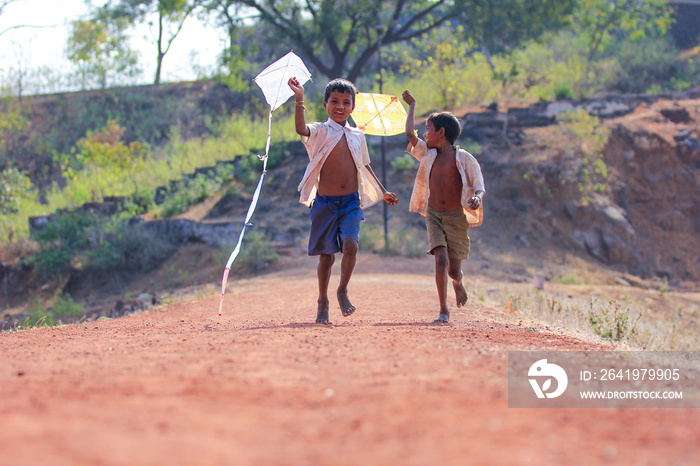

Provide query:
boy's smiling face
left=423, top=120, right=443, bottom=148
left=324, top=90, right=355, bottom=125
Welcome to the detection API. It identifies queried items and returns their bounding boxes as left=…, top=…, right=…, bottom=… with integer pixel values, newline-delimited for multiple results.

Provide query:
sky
left=0, top=0, right=224, bottom=92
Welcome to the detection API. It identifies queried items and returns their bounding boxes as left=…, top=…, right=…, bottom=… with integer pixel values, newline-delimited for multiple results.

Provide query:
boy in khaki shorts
left=402, top=90, right=485, bottom=323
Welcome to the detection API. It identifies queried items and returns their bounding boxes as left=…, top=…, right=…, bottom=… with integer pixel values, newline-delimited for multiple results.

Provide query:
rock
left=657, top=211, right=694, bottom=233
left=572, top=230, right=607, bottom=262
left=614, top=277, right=631, bottom=287
left=563, top=202, right=578, bottom=220
left=601, top=228, right=640, bottom=264
left=590, top=196, right=636, bottom=239
left=678, top=136, right=700, bottom=151
left=661, top=107, right=691, bottom=124
left=674, top=129, right=692, bottom=141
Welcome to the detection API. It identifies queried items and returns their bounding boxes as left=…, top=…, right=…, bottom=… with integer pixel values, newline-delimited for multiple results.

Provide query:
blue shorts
left=308, top=192, right=365, bottom=255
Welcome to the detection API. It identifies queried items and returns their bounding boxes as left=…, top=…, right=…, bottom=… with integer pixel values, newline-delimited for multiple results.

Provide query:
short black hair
left=324, top=78, right=357, bottom=105
left=428, top=112, right=461, bottom=145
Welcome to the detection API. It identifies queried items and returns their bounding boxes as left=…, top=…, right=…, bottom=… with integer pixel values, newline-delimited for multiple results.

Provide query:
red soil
left=1, top=255, right=698, bottom=465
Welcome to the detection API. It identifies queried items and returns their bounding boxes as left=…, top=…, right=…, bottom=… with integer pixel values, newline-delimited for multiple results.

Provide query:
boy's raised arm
left=289, top=77, right=310, bottom=137
left=402, top=90, right=419, bottom=147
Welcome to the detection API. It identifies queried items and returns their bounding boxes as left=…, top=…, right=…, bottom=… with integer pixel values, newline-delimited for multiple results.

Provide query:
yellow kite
left=353, top=93, right=407, bottom=136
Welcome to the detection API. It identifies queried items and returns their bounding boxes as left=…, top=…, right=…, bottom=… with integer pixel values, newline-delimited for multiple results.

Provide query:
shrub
left=88, top=223, right=175, bottom=272
left=390, top=153, right=416, bottom=171
left=29, top=211, right=96, bottom=278
left=127, top=187, right=154, bottom=214
left=235, top=230, right=278, bottom=272
left=602, top=37, right=681, bottom=94
left=51, top=294, right=84, bottom=320
left=588, top=296, right=635, bottom=342
left=525, top=108, right=609, bottom=204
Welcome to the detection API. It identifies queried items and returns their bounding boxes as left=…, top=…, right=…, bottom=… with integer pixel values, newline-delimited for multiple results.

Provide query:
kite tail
left=218, top=267, right=230, bottom=317
left=219, top=149, right=267, bottom=317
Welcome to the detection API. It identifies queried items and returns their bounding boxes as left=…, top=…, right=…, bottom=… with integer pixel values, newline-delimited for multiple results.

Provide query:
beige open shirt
left=407, top=139, right=486, bottom=225
left=297, top=118, right=384, bottom=209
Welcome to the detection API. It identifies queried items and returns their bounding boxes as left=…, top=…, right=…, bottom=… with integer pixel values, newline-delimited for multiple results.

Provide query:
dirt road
left=1, top=255, right=698, bottom=465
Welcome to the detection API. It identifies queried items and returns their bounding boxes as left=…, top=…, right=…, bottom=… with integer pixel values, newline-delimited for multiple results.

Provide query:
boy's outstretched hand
left=383, top=191, right=399, bottom=205
left=402, top=90, right=416, bottom=106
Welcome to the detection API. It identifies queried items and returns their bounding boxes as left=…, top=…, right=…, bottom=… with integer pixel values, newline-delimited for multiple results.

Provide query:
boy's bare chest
left=429, top=153, right=460, bottom=180
left=323, top=135, right=356, bottom=170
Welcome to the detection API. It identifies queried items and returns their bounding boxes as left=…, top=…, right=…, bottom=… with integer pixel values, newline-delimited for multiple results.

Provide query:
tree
left=0, top=166, right=32, bottom=216
left=0, top=166, right=33, bottom=241
left=66, top=8, right=141, bottom=90
left=0, top=0, right=15, bottom=16
left=106, top=0, right=201, bottom=85
left=234, top=0, right=458, bottom=82
left=572, top=0, right=673, bottom=86
left=0, top=88, right=30, bottom=166
left=0, top=1, right=60, bottom=39
left=65, top=120, right=148, bottom=201
left=455, top=0, right=578, bottom=69
left=200, top=0, right=254, bottom=90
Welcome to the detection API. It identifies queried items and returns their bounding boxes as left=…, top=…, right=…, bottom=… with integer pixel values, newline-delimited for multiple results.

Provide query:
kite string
left=218, top=110, right=273, bottom=317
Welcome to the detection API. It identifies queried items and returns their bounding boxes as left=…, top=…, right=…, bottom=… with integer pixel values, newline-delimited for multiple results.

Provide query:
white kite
left=218, top=51, right=312, bottom=317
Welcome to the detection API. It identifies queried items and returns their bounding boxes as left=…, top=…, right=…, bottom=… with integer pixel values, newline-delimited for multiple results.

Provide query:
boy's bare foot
left=337, top=288, right=355, bottom=317
left=317, top=298, right=330, bottom=324
left=434, top=310, right=450, bottom=323
left=453, top=280, right=468, bottom=308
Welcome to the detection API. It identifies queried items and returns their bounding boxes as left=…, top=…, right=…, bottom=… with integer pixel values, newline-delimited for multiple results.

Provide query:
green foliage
left=460, top=139, right=481, bottom=156
left=59, top=119, right=148, bottom=201
left=127, top=187, right=155, bottom=214
left=525, top=109, right=609, bottom=204
left=87, top=223, right=175, bottom=273
left=29, top=211, right=95, bottom=279
left=51, top=294, right=85, bottom=320
left=554, top=84, right=574, bottom=100
left=105, top=0, right=200, bottom=85
left=158, top=169, right=233, bottom=218
left=456, top=0, right=578, bottom=57
left=553, top=273, right=586, bottom=285
left=27, top=206, right=175, bottom=279
left=598, top=36, right=698, bottom=94
left=588, top=296, right=638, bottom=342
left=402, top=26, right=481, bottom=109
left=236, top=1, right=461, bottom=82
left=571, top=0, right=673, bottom=90
left=558, top=109, right=610, bottom=202
left=235, top=231, right=278, bottom=272
left=15, top=294, right=84, bottom=329
left=390, top=153, right=416, bottom=171
left=0, top=167, right=33, bottom=215
left=359, top=223, right=427, bottom=257
left=66, top=13, right=141, bottom=89
left=0, top=88, right=31, bottom=164
left=507, top=31, right=589, bottom=99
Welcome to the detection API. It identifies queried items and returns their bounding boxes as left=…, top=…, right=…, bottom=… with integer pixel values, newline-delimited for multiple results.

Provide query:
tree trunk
left=154, top=11, right=164, bottom=86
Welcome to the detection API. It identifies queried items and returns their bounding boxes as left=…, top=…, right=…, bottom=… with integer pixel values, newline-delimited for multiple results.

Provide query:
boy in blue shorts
left=288, top=77, right=398, bottom=323
left=402, top=90, right=485, bottom=323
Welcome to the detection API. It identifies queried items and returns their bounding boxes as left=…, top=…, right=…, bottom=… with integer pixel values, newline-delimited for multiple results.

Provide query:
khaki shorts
left=425, top=206, right=470, bottom=260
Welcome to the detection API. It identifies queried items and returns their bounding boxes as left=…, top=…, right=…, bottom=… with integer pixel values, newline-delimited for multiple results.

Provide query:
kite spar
left=217, top=51, right=312, bottom=317
left=352, top=93, right=408, bottom=136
